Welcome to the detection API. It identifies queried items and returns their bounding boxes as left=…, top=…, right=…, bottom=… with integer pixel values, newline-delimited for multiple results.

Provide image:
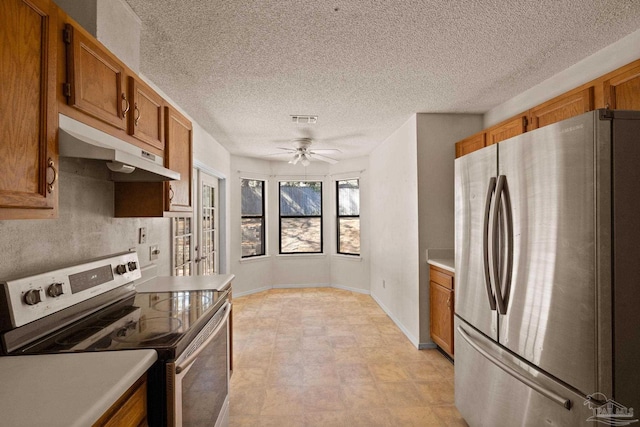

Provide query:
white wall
left=369, top=115, right=420, bottom=346
left=230, top=155, right=370, bottom=296
left=416, top=113, right=483, bottom=344
left=485, top=28, right=640, bottom=127
left=329, top=157, right=370, bottom=293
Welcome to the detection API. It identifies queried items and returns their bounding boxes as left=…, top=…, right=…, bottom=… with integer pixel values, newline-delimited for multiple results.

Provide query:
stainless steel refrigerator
left=454, top=109, right=640, bottom=426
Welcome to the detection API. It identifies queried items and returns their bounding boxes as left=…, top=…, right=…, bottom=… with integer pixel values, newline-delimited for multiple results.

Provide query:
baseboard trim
left=369, top=293, right=420, bottom=349
left=418, top=342, right=437, bottom=350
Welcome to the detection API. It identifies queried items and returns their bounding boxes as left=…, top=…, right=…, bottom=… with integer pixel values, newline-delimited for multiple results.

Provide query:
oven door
left=167, top=301, right=230, bottom=427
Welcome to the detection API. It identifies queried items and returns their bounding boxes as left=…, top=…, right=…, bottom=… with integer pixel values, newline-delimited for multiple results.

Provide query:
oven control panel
left=1, top=252, right=141, bottom=328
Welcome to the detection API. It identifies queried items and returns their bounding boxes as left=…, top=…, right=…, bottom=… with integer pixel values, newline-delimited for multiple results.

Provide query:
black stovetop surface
left=13, top=289, right=228, bottom=360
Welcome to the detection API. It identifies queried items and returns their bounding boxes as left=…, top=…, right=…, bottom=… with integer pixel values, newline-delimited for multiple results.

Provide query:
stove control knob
left=47, top=283, right=64, bottom=298
left=23, top=289, right=42, bottom=306
left=115, top=264, right=128, bottom=275
left=127, top=261, right=137, bottom=272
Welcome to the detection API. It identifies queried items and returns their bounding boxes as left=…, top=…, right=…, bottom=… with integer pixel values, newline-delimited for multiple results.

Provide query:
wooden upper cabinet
left=455, top=132, right=485, bottom=158
left=486, top=115, right=527, bottom=146
left=528, top=87, right=594, bottom=130
left=603, top=62, right=640, bottom=110
left=165, top=106, right=193, bottom=213
left=128, top=76, right=165, bottom=151
left=0, top=0, right=58, bottom=219
left=64, top=23, right=128, bottom=131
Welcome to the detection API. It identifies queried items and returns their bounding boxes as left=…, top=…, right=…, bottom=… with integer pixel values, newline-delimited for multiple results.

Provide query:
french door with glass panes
left=195, top=170, right=219, bottom=275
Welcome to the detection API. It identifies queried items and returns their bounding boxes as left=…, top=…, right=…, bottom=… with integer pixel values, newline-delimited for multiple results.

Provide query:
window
left=172, top=217, right=193, bottom=276
left=279, top=181, right=323, bottom=254
left=337, top=179, right=360, bottom=255
left=241, top=179, right=265, bottom=258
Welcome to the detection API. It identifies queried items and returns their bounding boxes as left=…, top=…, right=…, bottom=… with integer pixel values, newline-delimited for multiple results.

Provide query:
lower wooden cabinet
left=93, top=373, right=148, bottom=427
left=429, top=265, right=454, bottom=358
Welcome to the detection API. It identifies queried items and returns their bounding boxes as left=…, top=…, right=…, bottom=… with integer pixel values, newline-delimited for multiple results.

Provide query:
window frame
left=279, top=180, right=323, bottom=254
left=336, top=178, right=360, bottom=256
left=240, top=178, right=266, bottom=258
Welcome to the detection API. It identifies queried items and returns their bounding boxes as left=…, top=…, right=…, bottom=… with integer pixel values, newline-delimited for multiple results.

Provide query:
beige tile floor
left=230, top=287, right=468, bottom=426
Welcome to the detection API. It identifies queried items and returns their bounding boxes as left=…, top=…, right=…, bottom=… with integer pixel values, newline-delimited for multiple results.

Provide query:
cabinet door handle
left=169, top=185, right=174, bottom=202
left=134, top=103, right=141, bottom=126
left=447, top=295, right=451, bottom=309
left=47, top=158, right=57, bottom=193
left=121, top=93, right=130, bottom=118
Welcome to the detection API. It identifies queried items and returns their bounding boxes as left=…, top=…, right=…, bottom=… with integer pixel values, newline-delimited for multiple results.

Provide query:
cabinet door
left=128, top=76, right=165, bottom=151
left=455, top=132, right=485, bottom=158
left=486, top=115, right=527, bottom=145
left=0, top=0, right=58, bottom=219
left=430, top=281, right=454, bottom=357
left=65, top=24, right=128, bottom=131
left=603, top=63, right=640, bottom=110
left=165, top=106, right=193, bottom=212
left=528, top=87, right=594, bottom=130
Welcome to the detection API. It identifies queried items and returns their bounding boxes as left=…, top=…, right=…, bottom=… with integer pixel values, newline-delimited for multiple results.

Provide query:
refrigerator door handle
left=483, top=176, right=497, bottom=310
left=457, top=325, right=572, bottom=410
left=500, top=176, right=514, bottom=314
left=492, top=175, right=507, bottom=314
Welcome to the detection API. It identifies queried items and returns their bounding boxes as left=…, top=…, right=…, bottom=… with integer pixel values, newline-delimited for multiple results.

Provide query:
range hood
left=58, top=114, right=180, bottom=182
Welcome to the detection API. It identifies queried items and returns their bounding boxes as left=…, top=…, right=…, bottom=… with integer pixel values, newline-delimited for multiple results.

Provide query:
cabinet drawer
left=93, top=374, right=147, bottom=427
left=429, top=265, right=454, bottom=290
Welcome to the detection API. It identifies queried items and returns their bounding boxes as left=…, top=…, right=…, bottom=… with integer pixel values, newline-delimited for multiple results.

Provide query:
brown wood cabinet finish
left=604, top=62, right=640, bottom=111
left=429, top=265, right=454, bottom=357
left=486, top=115, right=527, bottom=146
left=128, top=76, right=165, bottom=151
left=164, top=106, right=193, bottom=213
left=114, top=107, right=192, bottom=217
left=92, top=374, right=148, bottom=427
left=64, top=24, right=128, bottom=131
left=0, top=0, right=58, bottom=219
left=455, top=132, right=485, bottom=158
left=528, top=87, right=594, bottom=130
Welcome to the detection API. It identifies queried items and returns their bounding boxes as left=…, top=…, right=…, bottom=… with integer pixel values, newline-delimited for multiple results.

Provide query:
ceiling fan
left=271, top=138, right=340, bottom=165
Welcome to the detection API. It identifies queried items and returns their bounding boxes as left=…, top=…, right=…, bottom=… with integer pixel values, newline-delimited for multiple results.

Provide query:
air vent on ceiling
left=291, top=115, right=318, bottom=124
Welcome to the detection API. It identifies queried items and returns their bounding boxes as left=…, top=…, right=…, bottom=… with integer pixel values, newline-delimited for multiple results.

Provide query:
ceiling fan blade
left=310, top=148, right=342, bottom=153
left=308, top=152, right=338, bottom=164
left=277, top=147, right=298, bottom=152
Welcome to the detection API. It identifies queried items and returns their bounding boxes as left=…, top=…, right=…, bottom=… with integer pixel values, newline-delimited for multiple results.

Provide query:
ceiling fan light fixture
left=290, top=115, right=318, bottom=124
left=301, top=157, right=311, bottom=166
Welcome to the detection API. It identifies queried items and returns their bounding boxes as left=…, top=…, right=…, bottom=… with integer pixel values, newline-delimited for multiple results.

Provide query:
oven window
left=180, top=322, right=228, bottom=425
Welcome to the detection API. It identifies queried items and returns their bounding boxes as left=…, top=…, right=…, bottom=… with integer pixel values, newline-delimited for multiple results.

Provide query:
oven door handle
left=175, top=301, right=231, bottom=374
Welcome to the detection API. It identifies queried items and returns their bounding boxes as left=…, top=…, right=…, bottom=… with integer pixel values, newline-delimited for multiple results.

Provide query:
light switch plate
left=139, top=227, right=147, bottom=244
left=149, top=245, right=159, bottom=260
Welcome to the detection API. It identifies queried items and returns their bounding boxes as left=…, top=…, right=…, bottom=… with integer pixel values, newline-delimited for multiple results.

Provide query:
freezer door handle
left=457, top=325, right=572, bottom=410
left=494, top=175, right=514, bottom=315
left=483, top=176, right=497, bottom=310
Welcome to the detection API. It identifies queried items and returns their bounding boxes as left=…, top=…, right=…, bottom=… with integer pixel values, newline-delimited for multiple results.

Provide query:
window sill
left=333, top=254, right=363, bottom=262
left=276, top=253, right=327, bottom=259
left=239, top=255, right=271, bottom=263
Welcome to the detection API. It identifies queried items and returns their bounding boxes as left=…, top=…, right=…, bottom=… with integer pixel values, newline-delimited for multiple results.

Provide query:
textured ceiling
left=124, top=0, right=640, bottom=161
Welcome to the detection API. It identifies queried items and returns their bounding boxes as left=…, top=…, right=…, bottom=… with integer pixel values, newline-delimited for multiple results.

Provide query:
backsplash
left=0, top=158, right=171, bottom=280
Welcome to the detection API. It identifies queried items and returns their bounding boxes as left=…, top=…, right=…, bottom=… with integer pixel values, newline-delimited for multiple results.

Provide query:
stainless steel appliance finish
left=168, top=301, right=230, bottom=427
left=454, top=109, right=640, bottom=426
left=0, top=252, right=231, bottom=427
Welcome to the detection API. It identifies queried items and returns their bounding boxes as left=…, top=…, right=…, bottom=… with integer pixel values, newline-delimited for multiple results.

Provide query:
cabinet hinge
left=63, top=27, right=71, bottom=45
left=63, top=83, right=71, bottom=97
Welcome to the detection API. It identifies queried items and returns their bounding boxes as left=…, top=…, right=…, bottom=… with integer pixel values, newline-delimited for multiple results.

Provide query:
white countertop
left=428, top=258, right=455, bottom=273
left=135, top=273, right=234, bottom=293
left=0, top=350, right=157, bottom=427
